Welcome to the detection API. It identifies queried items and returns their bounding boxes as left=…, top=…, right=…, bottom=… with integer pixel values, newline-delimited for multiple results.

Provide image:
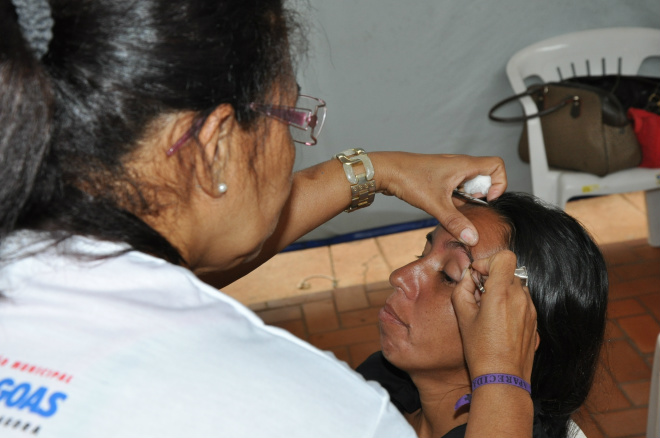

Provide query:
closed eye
left=441, top=271, right=457, bottom=285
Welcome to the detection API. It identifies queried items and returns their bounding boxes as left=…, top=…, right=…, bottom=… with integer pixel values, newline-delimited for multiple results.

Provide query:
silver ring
left=514, top=266, right=528, bottom=287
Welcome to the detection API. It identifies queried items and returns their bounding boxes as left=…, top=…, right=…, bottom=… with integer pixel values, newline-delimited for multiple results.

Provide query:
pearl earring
left=217, top=183, right=228, bottom=194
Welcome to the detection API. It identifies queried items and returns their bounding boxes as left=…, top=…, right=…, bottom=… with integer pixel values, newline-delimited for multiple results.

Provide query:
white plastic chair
left=505, top=27, right=660, bottom=247
left=648, top=333, right=660, bottom=438
left=568, top=419, right=588, bottom=438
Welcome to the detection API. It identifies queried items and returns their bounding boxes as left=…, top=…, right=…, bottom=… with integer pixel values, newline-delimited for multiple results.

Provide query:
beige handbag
left=489, top=81, right=641, bottom=176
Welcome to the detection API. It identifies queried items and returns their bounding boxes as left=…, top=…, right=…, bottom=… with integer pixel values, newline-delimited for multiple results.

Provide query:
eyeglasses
left=250, top=95, right=327, bottom=146
left=166, top=95, right=327, bottom=157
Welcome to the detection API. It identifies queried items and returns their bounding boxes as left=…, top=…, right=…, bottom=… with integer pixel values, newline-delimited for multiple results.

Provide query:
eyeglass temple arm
left=250, top=103, right=311, bottom=129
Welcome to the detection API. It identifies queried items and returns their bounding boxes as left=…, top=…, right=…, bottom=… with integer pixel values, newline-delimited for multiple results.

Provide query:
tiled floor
left=222, top=191, right=659, bottom=438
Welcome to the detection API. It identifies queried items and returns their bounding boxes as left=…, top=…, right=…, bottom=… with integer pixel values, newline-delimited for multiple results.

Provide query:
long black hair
left=488, top=192, right=608, bottom=437
left=0, top=0, right=299, bottom=264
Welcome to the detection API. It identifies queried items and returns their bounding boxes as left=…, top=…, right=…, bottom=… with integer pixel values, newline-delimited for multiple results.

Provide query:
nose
left=389, top=260, right=422, bottom=301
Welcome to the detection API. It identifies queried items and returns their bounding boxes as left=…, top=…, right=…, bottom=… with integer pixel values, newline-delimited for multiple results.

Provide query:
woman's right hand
left=451, top=249, right=537, bottom=384
left=451, top=250, right=537, bottom=438
left=370, top=152, right=507, bottom=246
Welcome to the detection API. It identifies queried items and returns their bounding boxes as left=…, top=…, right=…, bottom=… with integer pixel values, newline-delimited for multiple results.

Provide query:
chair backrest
left=504, top=27, right=660, bottom=206
left=507, top=27, right=660, bottom=94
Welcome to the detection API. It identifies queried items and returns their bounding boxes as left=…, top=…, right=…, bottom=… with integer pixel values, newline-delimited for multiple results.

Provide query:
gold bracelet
left=334, top=148, right=376, bottom=213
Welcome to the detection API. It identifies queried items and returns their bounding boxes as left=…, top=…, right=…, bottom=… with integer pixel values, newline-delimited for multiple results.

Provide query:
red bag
left=628, top=107, right=660, bottom=168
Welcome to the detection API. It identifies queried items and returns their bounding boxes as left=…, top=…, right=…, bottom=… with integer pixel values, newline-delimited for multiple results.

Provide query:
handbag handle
left=488, top=84, right=579, bottom=123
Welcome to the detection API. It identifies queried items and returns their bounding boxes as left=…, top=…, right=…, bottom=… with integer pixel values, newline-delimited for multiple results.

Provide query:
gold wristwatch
left=334, top=148, right=376, bottom=213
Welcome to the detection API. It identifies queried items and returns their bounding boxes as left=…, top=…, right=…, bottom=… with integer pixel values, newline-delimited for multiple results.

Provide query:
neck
left=405, top=368, right=471, bottom=438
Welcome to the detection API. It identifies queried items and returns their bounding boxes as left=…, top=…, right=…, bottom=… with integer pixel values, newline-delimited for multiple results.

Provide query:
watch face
left=337, top=148, right=364, bottom=158
left=336, top=149, right=374, bottom=185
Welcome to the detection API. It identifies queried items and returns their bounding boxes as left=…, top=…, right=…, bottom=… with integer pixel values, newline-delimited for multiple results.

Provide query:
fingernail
left=461, top=267, right=469, bottom=280
left=460, top=228, right=478, bottom=246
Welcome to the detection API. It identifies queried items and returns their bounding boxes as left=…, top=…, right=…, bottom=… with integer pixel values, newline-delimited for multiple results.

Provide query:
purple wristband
left=472, top=373, right=532, bottom=393
left=454, top=373, right=531, bottom=410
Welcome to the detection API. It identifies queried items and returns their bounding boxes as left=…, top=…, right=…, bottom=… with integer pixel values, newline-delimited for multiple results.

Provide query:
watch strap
left=334, top=148, right=376, bottom=213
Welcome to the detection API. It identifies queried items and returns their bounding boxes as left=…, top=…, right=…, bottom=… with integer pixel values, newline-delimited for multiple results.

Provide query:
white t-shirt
left=0, top=233, right=414, bottom=438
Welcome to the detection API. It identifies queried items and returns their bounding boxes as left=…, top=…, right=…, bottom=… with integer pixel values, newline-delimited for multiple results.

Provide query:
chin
left=379, top=331, right=407, bottom=368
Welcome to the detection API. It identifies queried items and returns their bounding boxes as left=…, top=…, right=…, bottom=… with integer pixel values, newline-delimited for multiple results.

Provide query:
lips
left=379, top=303, right=409, bottom=328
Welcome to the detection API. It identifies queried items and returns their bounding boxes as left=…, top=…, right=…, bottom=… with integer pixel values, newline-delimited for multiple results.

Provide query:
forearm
left=254, top=149, right=505, bottom=253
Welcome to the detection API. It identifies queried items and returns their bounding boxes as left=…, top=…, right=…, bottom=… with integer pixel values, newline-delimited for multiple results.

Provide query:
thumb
left=433, top=205, right=479, bottom=247
left=452, top=268, right=479, bottom=327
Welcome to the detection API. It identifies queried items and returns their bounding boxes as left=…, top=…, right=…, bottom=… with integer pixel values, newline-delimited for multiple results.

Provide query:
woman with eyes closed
left=358, top=192, right=609, bottom=438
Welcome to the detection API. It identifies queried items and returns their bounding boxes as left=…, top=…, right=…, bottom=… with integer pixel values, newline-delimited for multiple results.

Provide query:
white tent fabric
left=291, top=0, right=660, bottom=244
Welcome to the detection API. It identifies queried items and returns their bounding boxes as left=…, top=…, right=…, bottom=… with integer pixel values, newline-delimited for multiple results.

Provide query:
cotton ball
left=463, top=175, right=491, bottom=195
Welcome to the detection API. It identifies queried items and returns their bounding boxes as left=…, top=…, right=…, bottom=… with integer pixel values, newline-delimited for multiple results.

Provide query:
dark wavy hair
left=0, top=0, right=300, bottom=264
left=487, top=192, right=608, bottom=438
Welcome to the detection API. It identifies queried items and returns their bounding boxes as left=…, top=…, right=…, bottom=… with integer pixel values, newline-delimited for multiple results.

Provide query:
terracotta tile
left=333, top=284, right=369, bottom=312
left=601, top=242, right=640, bottom=267
left=618, top=314, right=660, bottom=354
left=303, top=299, right=339, bottom=334
left=605, top=339, right=651, bottom=382
left=621, top=191, right=647, bottom=213
left=376, top=227, right=433, bottom=271
left=620, top=380, right=651, bottom=406
left=646, top=352, right=655, bottom=368
left=611, top=259, right=660, bottom=281
left=585, top=366, right=631, bottom=413
left=348, top=341, right=381, bottom=369
left=222, top=245, right=332, bottom=306
left=605, top=320, right=625, bottom=341
left=566, top=194, right=648, bottom=246
left=247, top=301, right=267, bottom=312
left=330, top=239, right=391, bottom=287
left=295, top=275, right=338, bottom=291
left=608, top=298, right=646, bottom=318
left=600, top=239, right=641, bottom=253
left=628, top=238, right=655, bottom=247
left=572, top=408, right=604, bottom=438
left=257, top=305, right=302, bottom=324
left=339, top=307, right=380, bottom=328
left=367, top=289, right=392, bottom=307
left=633, top=245, right=660, bottom=261
left=592, top=407, right=648, bottom=437
left=327, top=346, right=350, bottom=364
left=366, top=280, right=392, bottom=292
left=610, top=277, right=660, bottom=299
left=639, top=293, right=660, bottom=321
left=607, top=271, right=623, bottom=288
left=266, top=290, right=332, bottom=308
left=271, top=319, right=307, bottom=340
left=307, top=325, right=380, bottom=350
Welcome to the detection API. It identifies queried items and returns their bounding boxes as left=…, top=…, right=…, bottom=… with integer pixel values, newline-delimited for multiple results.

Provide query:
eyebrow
left=427, top=230, right=474, bottom=263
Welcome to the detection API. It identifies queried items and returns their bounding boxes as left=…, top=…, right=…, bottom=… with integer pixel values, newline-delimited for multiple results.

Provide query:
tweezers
left=469, top=266, right=486, bottom=294
left=470, top=265, right=529, bottom=294
left=452, top=189, right=488, bottom=205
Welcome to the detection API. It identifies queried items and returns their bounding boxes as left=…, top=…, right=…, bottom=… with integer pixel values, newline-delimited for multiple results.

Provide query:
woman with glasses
left=357, top=192, right=608, bottom=438
left=0, top=0, right=535, bottom=436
